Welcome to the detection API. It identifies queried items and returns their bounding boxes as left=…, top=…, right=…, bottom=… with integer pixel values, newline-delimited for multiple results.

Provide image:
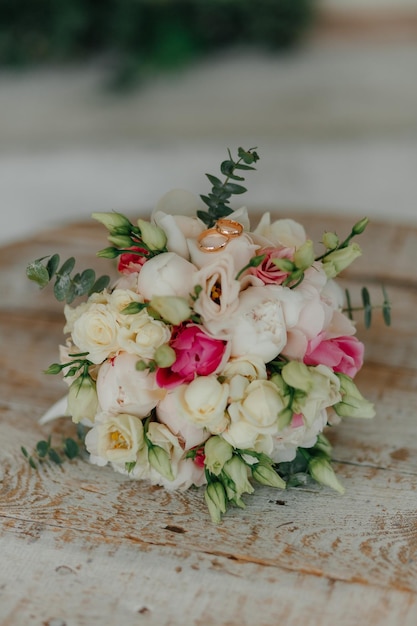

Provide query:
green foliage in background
left=0, top=0, right=316, bottom=88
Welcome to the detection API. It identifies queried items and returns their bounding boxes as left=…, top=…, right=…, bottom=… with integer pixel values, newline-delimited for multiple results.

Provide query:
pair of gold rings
left=197, top=219, right=243, bottom=253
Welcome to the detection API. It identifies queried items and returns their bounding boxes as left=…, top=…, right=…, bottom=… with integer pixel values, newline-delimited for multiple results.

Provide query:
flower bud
left=321, top=231, right=339, bottom=250
left=96, top=246, right=120, bottom=259
left=222, top=456, right=254, bottom=498
left=137, top=219, right=167, bottom=251
left=149, top=295, right=191, bottom=325
left=294, top=239, right=314, bottom=271
left=322, top=243, right=362, bottom=278
left=281, top=361, right=312, bottom=393
left=92, top=211, right=132, bottom=234
left=204, top=436, right=233, bottom=476
left=67, top=375, right=98, bottom=424
left=334, top=373, right=375, bottom=419
left=148, top=444, right=174, bottom=481
left=153, top=344, right=176, bottom=368
left=107, top=234, right=134, bottom=248
left=271, top=258, right=295, bottom=272
left=308, top=456, right=345, bottom=494
left=352, top=217, right=369, bottom=235
left=204, top=481, right=227, bottom=524
left=252, top=462, right=286, bottom=489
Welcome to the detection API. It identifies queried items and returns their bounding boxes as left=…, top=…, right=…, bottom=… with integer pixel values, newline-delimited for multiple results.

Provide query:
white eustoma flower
left=271, top=409, right=329, bottom=464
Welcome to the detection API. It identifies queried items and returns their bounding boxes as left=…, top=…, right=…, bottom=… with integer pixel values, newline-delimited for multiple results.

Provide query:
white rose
left=224, top=379, right=283, bottom=450
left=68, top=301, right=120, bottom=364
left=117, top=310, right=171, bottom=359
left=174, top=375, right=229, bottom=434
left=192, top=254, right=241, bottom=336
left=224, top=285, right=288, bottom=362
left=156, top=390, right=209, bottom=450
left=254, top=213, right=307, bottom=248
left=221, top=355, right=267, bottom=382
left=108, top=288, right=144, bottom=315
left=85, top=411, right=145, bottom=464
left=97, top=351, right=166, bottom=417
left=137, top=252, right=196, bottom=300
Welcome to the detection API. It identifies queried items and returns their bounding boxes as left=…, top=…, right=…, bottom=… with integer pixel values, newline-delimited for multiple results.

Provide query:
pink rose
left=156, top=324, right=227, bottom=389
left=117, top=246, right=147, bottom=275
left=247, top=246, right=294, bottom=285
left=303, top=333, right=364, bottom=378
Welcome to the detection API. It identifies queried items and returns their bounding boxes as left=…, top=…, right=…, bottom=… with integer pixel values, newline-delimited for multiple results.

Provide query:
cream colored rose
left=156, top=390, right=209, bottom=450
left=117, top=309, right=171, bottom=359
left=97, top=351, right=166, bottom=417
left=108, top=288, right=144, bottom=316
left=137, top=252, right=197, bottom=300
left=224, top=379, right=284, bottom=450
left=67, top=301, right=120, bottom=364
left=192, top=255, right=241, bottom=336
left=254, top=213, right=307, bottom=248
left=221, top=355, right=267, bottom=383
left=85, top=411, right=145, bottom=464
left=174, top=375, right=229, bottom=434
left=223, top=285, right=288, bottom=362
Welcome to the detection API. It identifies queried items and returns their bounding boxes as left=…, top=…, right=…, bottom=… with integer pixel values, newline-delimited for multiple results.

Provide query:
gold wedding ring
left=197, top=228, right=229, bottom=252
left=197, top=219, right=244, bottom=252
left=215, top=219, right=243, bottom=238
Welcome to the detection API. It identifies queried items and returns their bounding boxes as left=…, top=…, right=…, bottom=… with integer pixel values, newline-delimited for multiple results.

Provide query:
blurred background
left=1, top=0, right=417, bottom=246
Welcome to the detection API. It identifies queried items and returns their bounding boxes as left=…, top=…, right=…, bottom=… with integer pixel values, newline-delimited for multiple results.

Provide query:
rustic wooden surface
left=1, top=212, right=417, bottom=626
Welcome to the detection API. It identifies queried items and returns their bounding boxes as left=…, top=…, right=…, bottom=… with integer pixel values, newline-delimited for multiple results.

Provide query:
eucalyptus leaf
left=26, top=260, right=50, bottom=288
left=58, top=256, right=76, bottom=276
left=54, top=272, right=72, bottom=301
left=90, top=275, right=111, bottom=294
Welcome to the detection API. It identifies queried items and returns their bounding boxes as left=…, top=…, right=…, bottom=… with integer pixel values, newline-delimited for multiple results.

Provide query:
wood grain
left=1, top=212, right=417, bottom=625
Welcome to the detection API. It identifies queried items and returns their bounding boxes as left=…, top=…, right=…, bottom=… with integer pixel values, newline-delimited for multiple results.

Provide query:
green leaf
left=121, top=302, right=148, bottom=315
left=36, top=440, right=50, bottom=458
left=54, top=272, right=72, bottom=301
left=58, top=257, right=76, bottom=276
left=26, top=260, right=50, bottom=288
left=63, top=438, right=80, bottom=460
left=21, top=446, right=29, bottom=458
left=345, top=288, right=353, bottom=321
left=73, top=268, right=96, bottom=296
left=223, top=182, right=247, bottom=195
left=382, top=286, right=391, bottom=326
left=205, top=173, right=223, bottom=188
left=361, top=287, right=372, bottom=328
left=48, top=448, right=63, bottom=464
left=46, top=254, right=60, bottom=279
left=90, top=275, right=111, bottom=294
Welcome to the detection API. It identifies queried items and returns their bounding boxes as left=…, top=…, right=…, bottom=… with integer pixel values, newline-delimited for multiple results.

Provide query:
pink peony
left=117, top=246, right=147, bottom=275
left=247, top=247, right=294, bottom=285
left=156, top=324, right=227, bottom=389
left=303, top=333, right=364, bottom=378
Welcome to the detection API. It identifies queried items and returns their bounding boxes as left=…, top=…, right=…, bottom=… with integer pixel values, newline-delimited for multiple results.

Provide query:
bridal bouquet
left=26, top=147, right=389, bottom=523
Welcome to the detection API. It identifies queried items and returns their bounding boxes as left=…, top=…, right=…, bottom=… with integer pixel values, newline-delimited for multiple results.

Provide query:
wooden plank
left=1, top=215, right=417, bottom=625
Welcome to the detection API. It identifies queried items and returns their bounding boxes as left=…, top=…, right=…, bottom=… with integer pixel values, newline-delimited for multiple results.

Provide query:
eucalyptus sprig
left=344, top=285, right=391, bottom=328
left=197, top=146, right=260, bottom=227
left=21, top=427, right=83, bottom=470
left=26, top=253, right=110, bottom=304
